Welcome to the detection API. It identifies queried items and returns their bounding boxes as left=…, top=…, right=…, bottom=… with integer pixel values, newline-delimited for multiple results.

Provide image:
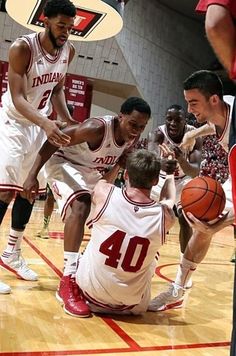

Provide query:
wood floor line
left=16, top=233, right=232, bottom=355
left=0, top=341, right=231, bottom=356
left=155, top=262, right=234, bottom=283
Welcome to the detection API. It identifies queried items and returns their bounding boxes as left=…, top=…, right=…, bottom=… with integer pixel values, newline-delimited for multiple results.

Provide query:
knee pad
left=12, top=195, right=34, bottom=230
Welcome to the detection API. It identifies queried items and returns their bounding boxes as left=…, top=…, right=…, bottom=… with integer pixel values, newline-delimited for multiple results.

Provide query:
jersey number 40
left=99, top=230, right=150, bottom=273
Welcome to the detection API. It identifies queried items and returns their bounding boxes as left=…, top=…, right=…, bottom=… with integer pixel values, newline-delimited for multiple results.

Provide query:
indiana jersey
left=54, top=116, right=132, bottom=174
left=1, top=33, right=70, bottom=124
left=216, top=95, right=235, bottom=153
left=77, top=186, right=171, bottom=308
left=157, top=124, right=195, bottom=179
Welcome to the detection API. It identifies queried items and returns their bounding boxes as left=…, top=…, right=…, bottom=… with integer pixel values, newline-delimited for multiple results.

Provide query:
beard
left=48, top=27, right=62, bottom=49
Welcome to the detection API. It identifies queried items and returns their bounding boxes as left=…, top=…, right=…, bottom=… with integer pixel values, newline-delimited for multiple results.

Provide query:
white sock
left=175, top=257, right=197, bottom=288
left=63, top=251, right=79, bottom=277
left=2, top=229, right=24, bottom=259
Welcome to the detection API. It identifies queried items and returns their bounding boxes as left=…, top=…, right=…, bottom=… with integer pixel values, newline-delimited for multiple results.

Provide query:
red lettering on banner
left=64, top=74, right=92, bottom=123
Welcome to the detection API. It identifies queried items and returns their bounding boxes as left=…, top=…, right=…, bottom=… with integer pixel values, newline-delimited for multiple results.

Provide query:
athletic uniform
left=0, top=33, right=70, bottom=192
left=76, top=185, right=173, bottom=315
left=151, top=124, right=196, bottom=204
left=215, top=95, right=235, bottom=214
left=196, top=0, right=236, bottom=18
left=45, top=116, right=132, bottom=221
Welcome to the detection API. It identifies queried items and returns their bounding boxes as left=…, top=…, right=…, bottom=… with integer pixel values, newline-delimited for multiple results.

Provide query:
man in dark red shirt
left=196, top=0, right=236, bottom=78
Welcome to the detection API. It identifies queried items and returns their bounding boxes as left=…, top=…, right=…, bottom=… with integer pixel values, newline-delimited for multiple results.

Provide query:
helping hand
left=43, top=119, right=71, bottom=147
left=179, top=132, right=196, bottom=151
left=23, top=175, right=39, bottom=203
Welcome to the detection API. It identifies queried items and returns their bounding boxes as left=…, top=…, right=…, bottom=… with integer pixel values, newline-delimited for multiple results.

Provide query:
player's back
left=77, top=186, right=167, bottom=308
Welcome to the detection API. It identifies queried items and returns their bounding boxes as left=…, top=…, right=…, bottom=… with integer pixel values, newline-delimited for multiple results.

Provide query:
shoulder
left=224, top=95, right=235, bottom=107
left=10, top=38, right=31, bottom=54
left=8, top=38, right=31, bottom=67
left=155, top=126, right=165, bottom=135
left=68, top=42, right=75, bottom=62
left=82, top=117, right=106, bottom=133
left=93, top=180, right=114, bottom=205
left=69, top=41, right=75, bottom=51
left=64, top=117, right=106, bottom=144
left=95, top=179, right=113, bottom=192
left=161, top=203, right=176, bottom=224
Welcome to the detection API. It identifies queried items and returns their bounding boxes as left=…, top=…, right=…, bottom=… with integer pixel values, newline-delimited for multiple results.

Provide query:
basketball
left=181, top=176, right=226, bottom=222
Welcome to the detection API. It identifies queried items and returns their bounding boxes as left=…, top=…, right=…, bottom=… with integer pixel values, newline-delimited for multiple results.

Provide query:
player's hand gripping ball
left=181, top=176, right=226, bottom=222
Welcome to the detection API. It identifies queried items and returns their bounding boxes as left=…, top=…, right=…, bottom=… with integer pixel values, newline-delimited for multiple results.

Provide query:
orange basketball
left=181, top=176, right=226, bottom=222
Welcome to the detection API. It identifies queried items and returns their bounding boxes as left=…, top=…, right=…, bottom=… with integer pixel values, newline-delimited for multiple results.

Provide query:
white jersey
left=212, top=96, right=235, bottom=215
left=1, top=32, right=70, bottom=125
left=77, top=186, right=171, bottom=311
left=158, top=124, right=196, bottom=179
left=53, top=116, right=131, bottom=174
left=46, top=115, right=132, bottom=220
left=216, top=95, right=235, bottom=153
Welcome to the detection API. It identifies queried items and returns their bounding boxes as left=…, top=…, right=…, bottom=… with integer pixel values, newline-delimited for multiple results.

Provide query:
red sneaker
left=56, top=275, right=90, bottom=317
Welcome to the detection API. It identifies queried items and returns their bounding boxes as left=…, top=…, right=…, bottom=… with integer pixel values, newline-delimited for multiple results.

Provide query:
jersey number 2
left=37, top=90, right=52, bottom=110
left=99, top=230, right=150, bottom=272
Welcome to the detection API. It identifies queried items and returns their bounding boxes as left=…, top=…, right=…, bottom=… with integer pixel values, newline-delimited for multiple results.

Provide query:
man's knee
left=70, top=194, right=91, bottom=220
left=0, top=190, right=15, bottom=204
left=12, top=194, right=34, bottom=230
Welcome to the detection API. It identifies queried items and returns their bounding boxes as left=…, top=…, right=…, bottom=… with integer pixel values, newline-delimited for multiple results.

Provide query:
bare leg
left=178, top=208, right=193, bottom=253
left=0, top=192, right=37, bottom=284
left=0, top=190, right=14, bottom=294
left=64, top=194, right=91, bottom=254
left=37, top=185, right=55, bottom=239
left=44, top=189, right=54, bottom=218
left=56, top=194, right=91, bottom=318
left=173, top=230, right=213, bottom=289
left=184, top=230, right=213, bottom=263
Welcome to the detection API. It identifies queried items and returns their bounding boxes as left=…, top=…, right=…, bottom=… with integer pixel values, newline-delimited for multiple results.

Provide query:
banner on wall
left=0, top=61, right=9, bottom=100
left=0, top=61, right=92, bottom=121
left=64, top=74, right=92, bottom=123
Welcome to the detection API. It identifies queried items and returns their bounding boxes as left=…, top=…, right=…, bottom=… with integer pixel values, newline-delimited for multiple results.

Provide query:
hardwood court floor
left=0, top=200, right=234, bottom=355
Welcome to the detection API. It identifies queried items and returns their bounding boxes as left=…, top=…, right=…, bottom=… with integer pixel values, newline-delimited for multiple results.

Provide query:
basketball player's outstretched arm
left=23, top=120, right=105, bottom=200
left=184, top=210, right=235, bottom=235
left=7, top=39, right=70, bottom=146
left=102, top=150, right=129, bottom=184
left=174, top=136, right=202, bottom=178
left=147, top=129, right=164, bottom=154
left=159, top=173, right=176, bottom=210
left=180, top=123, right=215, bottom=151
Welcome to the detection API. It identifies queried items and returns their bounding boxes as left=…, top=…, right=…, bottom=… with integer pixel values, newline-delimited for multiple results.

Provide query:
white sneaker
left=0, top=280, right=11, bottom=294
left=185, top=278, right=193, bottom=289
left=36, top=227, right=50, bottom=239
left=148, top=283, right=185, bottom=311
left=0, top=252, right=38, bottom=281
